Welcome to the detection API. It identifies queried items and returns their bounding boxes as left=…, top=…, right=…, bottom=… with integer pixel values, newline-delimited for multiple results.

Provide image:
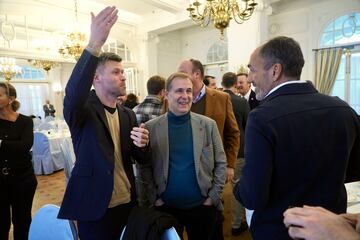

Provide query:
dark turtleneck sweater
left=161, top=111, right=204, bottom=209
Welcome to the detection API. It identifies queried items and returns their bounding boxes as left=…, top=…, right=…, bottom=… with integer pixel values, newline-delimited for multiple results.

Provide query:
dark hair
left=203, top=75, right=215, bottom=86
left=190, top=59, right=204, bottom=78
left=260, top=36, right=304, bottom=79
left=97, top=52, right=122, bottom=70
left=0, top=82, right=20, bottom=111
left=123, top=93, right=138, bottom=109
left=166, top=72, right=192, bottom=91
left=147, top=75, right=165, bottom=95
left=221, top=72, right=237, bottom=88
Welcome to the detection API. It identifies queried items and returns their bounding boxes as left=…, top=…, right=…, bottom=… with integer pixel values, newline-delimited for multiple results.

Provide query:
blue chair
left=120, top=226, right=180, bottom=240
left=29, top=204, right=78, bottom=240
left=161, top=227, right=181, bottom=240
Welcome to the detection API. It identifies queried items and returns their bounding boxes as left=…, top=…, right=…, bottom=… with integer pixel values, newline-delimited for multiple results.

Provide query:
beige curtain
left=314, top=48, right=343, bottom=95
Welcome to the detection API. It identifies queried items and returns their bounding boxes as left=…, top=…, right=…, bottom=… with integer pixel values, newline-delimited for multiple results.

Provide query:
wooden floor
left=11, top=170, right=252, bottom=239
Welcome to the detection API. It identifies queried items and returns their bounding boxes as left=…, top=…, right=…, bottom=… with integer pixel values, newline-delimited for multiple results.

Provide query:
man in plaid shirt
left=133, top=75, right=166, bottom=125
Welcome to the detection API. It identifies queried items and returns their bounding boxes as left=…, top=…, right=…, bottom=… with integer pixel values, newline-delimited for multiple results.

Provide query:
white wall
left=267, top=0, right=360, bottom=81
left=155, top=25, right=223, bottom=79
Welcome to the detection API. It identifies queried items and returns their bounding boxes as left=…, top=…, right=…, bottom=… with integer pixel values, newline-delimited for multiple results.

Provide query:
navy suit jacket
left=234, top=82, right=360, bottom=240
left=223, top=89, right=250, bottom=158
left=58, top=50, right=148, bottom=221
left=248, top=89, right=259, bottom=110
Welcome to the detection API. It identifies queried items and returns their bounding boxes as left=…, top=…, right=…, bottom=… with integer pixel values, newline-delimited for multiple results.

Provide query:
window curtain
left=11, top=83, right=50, bottom=118
left=314, top=48, right=343, bottom=95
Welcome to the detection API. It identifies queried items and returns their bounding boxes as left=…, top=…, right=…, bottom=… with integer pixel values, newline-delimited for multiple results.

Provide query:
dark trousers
left=0, top=172, right=37, bottom=240
left=211, top=210, right=224, bottom=240
left=155, top=204, right=217, bottom=240
left=77, top=202, right=134, bottom=240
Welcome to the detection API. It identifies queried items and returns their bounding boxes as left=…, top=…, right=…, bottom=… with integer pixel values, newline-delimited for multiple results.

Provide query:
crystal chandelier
left=28, top=59, right=59, bottom=73
left=187, top=0, right=258, bottom=38
left=58, top=0, right=87, bottom=61
left=0, top=57, right=22, bottom=81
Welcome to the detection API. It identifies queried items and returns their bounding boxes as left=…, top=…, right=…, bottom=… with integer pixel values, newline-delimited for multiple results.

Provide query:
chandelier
left=186, top=0, right=258, bottom=38
left=0, top=57, right=22, bottom=81
left=58, top=0, right=87, bottom=61
left=28, top=59, right=59, bottom=73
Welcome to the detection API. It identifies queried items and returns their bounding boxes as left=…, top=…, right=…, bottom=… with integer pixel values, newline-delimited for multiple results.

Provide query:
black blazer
left=223, top=90, right=250, bottom=158
left=248, top=90, right=259, bottom=110
left=58, top=50, right=148, bottom=221
left=235, top=82, right=360, bottom=240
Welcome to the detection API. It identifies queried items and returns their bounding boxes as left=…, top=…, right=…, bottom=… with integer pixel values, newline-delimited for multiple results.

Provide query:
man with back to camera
left=234, top=36, right=360, bottom=240
left=221, top=72, right=250, bottom=236
left=143, top=72, right=227, bottom=239
left=236, top=66, right=259, bottom=110
left=57, top=6, right=150, bottom=240
left=133, top=75, right=166, bottom=125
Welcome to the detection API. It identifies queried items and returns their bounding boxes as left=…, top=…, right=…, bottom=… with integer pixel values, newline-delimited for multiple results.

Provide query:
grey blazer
left=144, top=112, right=227, bottom=210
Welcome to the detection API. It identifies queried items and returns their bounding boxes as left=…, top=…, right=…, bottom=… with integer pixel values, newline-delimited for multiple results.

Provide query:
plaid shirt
left=133, top=95, right=163, bottom=125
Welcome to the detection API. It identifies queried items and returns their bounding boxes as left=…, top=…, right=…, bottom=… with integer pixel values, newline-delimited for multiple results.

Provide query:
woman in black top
left=0, top=82, right=37, bottom=240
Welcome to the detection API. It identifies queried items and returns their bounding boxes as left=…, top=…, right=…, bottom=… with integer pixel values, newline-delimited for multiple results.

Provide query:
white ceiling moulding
left=141, top=0, right=183, bottom=14
left=0, top=47, right=75, bottom=63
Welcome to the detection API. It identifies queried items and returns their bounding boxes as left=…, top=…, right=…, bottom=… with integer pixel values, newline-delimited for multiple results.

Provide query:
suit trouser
left=231, top=157, right=245, bottom=228
left=0, top=171, right=37, bottom=240
left=77, top=202, right=134, bottom=240
left=155, top=204, right=217, bottom=240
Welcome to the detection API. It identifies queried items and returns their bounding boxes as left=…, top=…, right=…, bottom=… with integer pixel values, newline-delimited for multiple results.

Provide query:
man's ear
left=272, top=63, right=282, bottom=81
left=93, top=70, right=100, bottom=83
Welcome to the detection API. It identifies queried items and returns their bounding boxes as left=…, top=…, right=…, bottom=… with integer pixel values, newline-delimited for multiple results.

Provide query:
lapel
left=117, top=105, right=130, bottom=156
left=155, top=115, right=169, bottom=178
left=90, top=91, right=111, bottom=134
left=191, top=113, right=204, bottom=174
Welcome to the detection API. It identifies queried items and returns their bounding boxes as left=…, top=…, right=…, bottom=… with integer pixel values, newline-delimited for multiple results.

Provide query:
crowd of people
left=1, top=5, right=359, bottom=240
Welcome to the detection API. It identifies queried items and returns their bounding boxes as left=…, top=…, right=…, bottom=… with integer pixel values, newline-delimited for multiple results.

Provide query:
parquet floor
left=10, top=170, right=252, bottom=240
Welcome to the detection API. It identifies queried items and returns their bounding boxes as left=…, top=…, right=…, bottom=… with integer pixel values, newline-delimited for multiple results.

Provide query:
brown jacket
left=203, top=87, right=240, bottom=168
left=162, top=87, right=240, bottom=168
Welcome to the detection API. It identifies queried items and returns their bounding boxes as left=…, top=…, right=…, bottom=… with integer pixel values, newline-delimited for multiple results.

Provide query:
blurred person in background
left=123, top=93, right=139, bottom=109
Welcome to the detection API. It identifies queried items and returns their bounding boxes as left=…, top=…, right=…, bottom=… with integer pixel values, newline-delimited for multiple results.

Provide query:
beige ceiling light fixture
left=186, top=0, right=258, bottom=39
left=58, top=0, right=87, bottom=61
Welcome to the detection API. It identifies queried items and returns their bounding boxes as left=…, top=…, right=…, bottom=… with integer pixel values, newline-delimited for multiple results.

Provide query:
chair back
left=60, top=139, right=76, bottom=182
left=161, top=227, right=181, bottom=240
left=29, top=204, right=78, bottom=240
left=120, top=226, right=180, bottom=240
left=32, top=132, right=52, bottom=175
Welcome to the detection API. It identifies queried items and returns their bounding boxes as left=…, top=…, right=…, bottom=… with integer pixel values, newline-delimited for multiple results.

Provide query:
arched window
left=206, top=41, right=228, bottom=63
left=103, top=40, right=139, bottom=95
left=320, top=13, right=360, bottom=114
left=205, top=41, right=228, bottom=88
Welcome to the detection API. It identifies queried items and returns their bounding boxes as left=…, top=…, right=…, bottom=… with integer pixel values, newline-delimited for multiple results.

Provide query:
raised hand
left=88, top=6, right=118, bottom=52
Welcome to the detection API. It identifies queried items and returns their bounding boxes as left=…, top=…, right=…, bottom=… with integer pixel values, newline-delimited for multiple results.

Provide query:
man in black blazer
left=43, top=100, right=55, bottom=117
left=221, top=72, right=250, bottom=236
left=58, top=7, right=149, bottom=240
left=236, top=71, right=259, bottom=110
left=234, top=36, right=360, bottom=240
